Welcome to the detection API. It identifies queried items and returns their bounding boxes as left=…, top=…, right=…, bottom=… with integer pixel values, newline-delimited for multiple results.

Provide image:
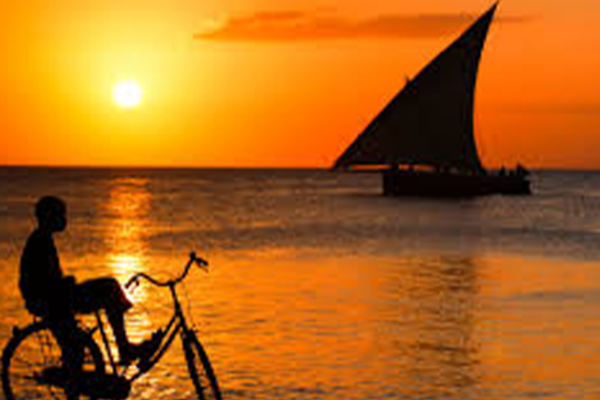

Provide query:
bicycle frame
left=92, top=252, right=209, bottom=383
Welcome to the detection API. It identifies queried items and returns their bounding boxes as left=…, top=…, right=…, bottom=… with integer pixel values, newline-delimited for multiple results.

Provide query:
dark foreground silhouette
left=20, top=197, right=161, bottom=364
left=16, top=196, right=160, bottom=399
left=1, top=196, right=221, bottom=400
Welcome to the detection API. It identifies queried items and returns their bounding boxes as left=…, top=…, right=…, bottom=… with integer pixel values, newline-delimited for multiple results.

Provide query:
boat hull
left=383, top=170, right=531, bottom=197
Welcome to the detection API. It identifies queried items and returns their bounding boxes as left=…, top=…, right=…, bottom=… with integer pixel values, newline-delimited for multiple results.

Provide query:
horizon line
left=1, top=164, right=600, bottom=172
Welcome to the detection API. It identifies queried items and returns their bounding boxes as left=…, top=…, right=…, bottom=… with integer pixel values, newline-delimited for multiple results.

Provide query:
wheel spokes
left=3, top=324, right=106, bottom=400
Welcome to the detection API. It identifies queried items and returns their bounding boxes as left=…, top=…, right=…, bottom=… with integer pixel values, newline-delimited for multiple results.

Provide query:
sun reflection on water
left=103, top=177, right=154, bottom=339
left=104, top=178, right=150, bottom=271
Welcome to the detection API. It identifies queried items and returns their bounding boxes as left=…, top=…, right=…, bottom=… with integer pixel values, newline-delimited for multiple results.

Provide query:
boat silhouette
left=333, top=3, right=531, bottom=196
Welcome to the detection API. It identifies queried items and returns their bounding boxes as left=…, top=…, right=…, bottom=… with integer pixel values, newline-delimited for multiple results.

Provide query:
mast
left=333, top=3, right=498, bottom=172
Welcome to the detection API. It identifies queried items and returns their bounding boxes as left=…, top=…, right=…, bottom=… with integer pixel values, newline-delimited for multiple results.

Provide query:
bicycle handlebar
left=125, top=252, right=209, bottom=291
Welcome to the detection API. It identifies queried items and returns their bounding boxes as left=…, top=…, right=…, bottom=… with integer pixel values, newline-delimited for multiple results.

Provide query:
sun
left=113, top=81, right=143, bottom=109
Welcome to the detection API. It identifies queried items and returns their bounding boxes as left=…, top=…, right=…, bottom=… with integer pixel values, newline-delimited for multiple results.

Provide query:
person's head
left=35, top=196, right=67, bottom=233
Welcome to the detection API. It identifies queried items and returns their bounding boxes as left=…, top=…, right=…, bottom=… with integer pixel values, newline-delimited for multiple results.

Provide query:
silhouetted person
left=19, top=196, right=160, bottom=375
left=516, top=163, right=529, bottom=177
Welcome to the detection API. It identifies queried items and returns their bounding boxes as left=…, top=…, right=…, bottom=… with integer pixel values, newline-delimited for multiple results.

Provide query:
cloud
left=194, top=10, right=528, bottom=42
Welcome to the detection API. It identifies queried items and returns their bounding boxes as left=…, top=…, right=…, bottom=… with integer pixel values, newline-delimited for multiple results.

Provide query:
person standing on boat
left=516, top=163, right=529, bottom=177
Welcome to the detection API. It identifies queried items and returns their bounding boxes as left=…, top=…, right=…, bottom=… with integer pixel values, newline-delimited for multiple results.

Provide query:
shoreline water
left=2, top=168, right=600, bottom=399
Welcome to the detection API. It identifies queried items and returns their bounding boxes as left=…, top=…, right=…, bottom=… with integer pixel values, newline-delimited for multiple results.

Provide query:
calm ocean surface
left=2, top=167, right=600, bottom=400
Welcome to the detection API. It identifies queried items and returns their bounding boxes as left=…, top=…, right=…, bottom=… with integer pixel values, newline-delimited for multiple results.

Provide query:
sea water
left=1, top=168, right=600, bottom=400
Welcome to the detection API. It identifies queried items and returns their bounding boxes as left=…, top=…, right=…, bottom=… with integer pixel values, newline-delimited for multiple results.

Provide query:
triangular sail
left=333, top=4, right=498, bottom=171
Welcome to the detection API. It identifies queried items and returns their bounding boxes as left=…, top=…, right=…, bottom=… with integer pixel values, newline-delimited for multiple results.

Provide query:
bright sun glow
left=113, top=81, right=143, bottom=109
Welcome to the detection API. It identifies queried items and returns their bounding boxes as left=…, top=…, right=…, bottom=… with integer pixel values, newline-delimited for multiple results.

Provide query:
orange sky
left=0, top=0, right=599, bottom=168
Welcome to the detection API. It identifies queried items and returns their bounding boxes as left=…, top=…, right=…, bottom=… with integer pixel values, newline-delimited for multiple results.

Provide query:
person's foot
left=120, top=329, right=163, bottom=366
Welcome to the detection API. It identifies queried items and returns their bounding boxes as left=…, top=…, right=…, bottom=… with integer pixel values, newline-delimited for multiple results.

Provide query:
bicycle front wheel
left=2, top=321, right=104, bottom=400
left=182, top=330, right=222, bottom=400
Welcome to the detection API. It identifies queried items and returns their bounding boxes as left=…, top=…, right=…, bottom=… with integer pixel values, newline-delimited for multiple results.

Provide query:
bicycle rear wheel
left=182, top=330, right=222, bottom=400
left=2, top=321, right=104, bottom=400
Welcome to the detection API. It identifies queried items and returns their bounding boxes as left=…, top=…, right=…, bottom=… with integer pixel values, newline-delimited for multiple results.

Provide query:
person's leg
left=73, top=277, right=161, bottom=364
left=105, top=306, right=129, bottom=358
left=72, top=278, right=133, bottom=358
left=47, top=314, right=84, bottom=400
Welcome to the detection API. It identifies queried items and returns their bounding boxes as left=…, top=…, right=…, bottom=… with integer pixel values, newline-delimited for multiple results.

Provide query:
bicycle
left=1, top=252, right=222, bottom=400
